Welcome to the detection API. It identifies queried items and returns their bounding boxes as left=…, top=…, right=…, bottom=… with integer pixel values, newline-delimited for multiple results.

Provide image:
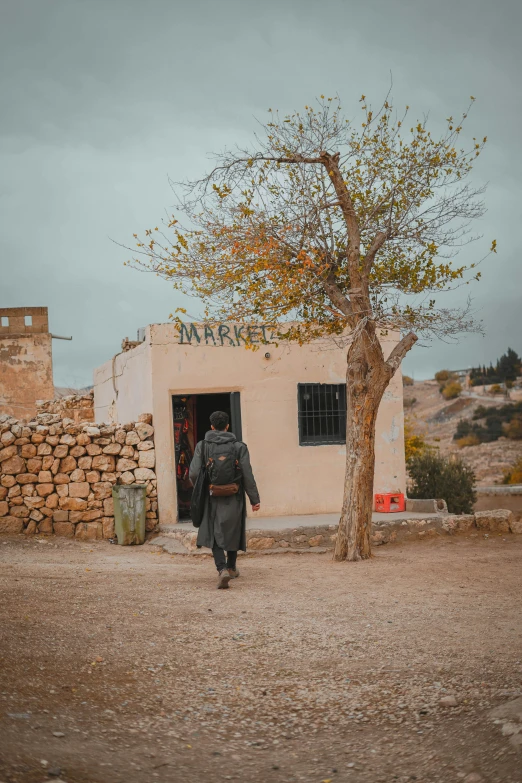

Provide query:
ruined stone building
left=0, top=307, right=54, bottom=421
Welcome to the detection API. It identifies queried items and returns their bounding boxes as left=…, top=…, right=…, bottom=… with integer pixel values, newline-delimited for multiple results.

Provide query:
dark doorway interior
left=195, top=393, right=231, bottom=442
left=171, top=392, right=241, bottom=519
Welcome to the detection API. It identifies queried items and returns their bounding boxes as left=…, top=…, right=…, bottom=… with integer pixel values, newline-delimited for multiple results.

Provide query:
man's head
left=209, top=410, right=230, bottom=431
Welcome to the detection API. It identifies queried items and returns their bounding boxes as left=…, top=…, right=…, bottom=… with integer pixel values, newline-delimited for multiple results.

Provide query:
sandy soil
left=1, top=534, right=521, bottom=783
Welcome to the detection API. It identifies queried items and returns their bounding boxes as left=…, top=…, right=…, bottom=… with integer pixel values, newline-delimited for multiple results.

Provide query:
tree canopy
left=128, top=94, right=493, bottom=349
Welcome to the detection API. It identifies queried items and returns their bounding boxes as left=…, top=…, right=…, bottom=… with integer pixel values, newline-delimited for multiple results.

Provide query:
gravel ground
left=1, top=533, right=521, bottom=783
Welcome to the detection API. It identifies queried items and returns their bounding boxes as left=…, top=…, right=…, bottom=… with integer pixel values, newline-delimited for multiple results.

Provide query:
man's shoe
left=228, top=567, right=240, bottom=579
left=217, top=569, right=231, bottom=589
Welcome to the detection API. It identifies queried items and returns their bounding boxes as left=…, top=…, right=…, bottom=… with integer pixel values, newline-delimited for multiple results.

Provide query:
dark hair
left=209, top=410, right=229, bottom=431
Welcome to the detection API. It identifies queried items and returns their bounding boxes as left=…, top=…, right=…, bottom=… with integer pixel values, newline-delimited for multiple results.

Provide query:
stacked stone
left=0, top=412, right=158, bottom=540
left=35, top=390, right=95, bottom=423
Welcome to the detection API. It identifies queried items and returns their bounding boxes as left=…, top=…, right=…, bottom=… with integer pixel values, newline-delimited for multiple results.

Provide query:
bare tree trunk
left=333, top=342, right=387, bottom=562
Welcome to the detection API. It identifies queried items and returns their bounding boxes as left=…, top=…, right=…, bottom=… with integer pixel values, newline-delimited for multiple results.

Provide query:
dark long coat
left=188, top=430, right=260, bottom=552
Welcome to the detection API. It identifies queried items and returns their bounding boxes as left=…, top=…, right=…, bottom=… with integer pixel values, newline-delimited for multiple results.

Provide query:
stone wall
left=153, top=508, right=521, bottom=555
left=474, top=485, right=522, bottom=515
left=0, top=410, right=158, bottom=540
left=36, top=390, right=95, bottom=424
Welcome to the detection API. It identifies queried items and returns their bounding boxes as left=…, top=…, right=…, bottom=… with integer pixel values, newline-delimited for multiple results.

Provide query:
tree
left=128, top=94, right=493, bottom=561
left=497, top=348, right=521, bottom=382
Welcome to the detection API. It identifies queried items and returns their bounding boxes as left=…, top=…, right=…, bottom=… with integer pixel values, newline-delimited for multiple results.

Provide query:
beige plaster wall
left=94, top=323, right=405, bottom=524
left=93, top=338, right=153, bottom=424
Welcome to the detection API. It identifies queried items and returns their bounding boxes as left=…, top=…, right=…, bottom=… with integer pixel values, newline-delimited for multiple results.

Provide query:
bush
left=456, top=434, right=480, bottom=448
left=404, top=396, right=417, bottom=410
left=408, top=451, right=476, bottom=514
left=435, top=370, right=451, bottom=382
left=490, top=384, right=503, bottom=395
left=442, top=381, right=462, bottom=400
left=404, top=420, right=430, bottom=462
left=503, top=457, right=522, bottom=485
left=505, top=417, right=522, bottom=440
left=403, top=375, right=414, bottom=386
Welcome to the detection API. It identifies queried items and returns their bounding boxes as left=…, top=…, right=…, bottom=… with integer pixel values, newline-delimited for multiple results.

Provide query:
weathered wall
left=94, top=323, right=406, bottom=524
left=94, top=339, right=152, bottom=424
left=0, top=307, right=54, bottom=421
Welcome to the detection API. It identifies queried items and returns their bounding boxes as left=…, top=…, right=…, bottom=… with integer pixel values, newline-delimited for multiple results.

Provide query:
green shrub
left=435, top=370, right=451, bottom=382
left=403, top=375, right=414, bottom=386
left=408, top=451, right=476, bottom=514
left=490, top=384, right=503, bottom=395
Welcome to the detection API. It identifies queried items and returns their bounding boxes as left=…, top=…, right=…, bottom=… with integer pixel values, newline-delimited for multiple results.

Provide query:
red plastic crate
left=374, top=492, right=405, bottom=513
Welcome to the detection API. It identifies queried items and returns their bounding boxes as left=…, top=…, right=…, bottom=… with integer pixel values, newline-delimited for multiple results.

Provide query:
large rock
left=134, top=467, right=155, bottom=481
left=475, top=509, right=512, bottom=533
left=37, top=442, right=53, bottom=456
left=20, top=443, right=37, bottom=458
left=70, top=468, right=85, bottom=482
left=137, top=440, right=154, bottom=451
left=0, top=431, right=16, bottom=446
left=38, top=470, right=53, bottom=483
left=119, top=471, right=135, bottom=485
left=135, top=423, right=154, bottom=441
left=81, top=509, right=102, bottom=522
left=1, top=455, right=25, bottom=475
left=138, top=413, right=153, bottom=425
left=138, top=450, right=155, bottom=469
left=116, top=458, right=138, bottom=472
left=103, top=498, right=114, bottom=516
left=53, top=510, right=69, bottom=522
left=53, top=444, right=68, bottom=459
left=59, top=497, right=88, bottom=511
left=45, top=493, right=59, bottom=509
left=85, top=470, right=100, bottom=484
left=75, top=522, right=101, bottom=540
left=24, top=496, right=45, bottom=509
left=0, top=516, right=24, bottom=534
left=91, top=455, right=116, bottom=472
left=54, top=473, right=70, bottom=484
left=17, top=473, right=38, bottom=485
left=92, top=482, right=112, bottom=500
left=125, top=431, right=140, bottom=446
left=37, top=518, right=53, bottom=535
left=78, top=456, right=92, bottom=470
left=86, top=443, right=102, bottom=456
left=0, top=444, right=17, bottom=462
left=248, top=536, right=276, bottom=550
left=69, top=482, right=90, bottom=498
left=103, top=443, right=121, bottom=455
left=53, top=521, right=74, bottom=537
left=60, top=455, right=77, bottom=473
left=0, top=500, right=9, bottom=517
left=10, top=505, right=30, bottom=518
left=441, top=515, right=476, bottom=534
left=102, top=517, right=115, bottom=538
left=36, top=483, right=55, bottom=497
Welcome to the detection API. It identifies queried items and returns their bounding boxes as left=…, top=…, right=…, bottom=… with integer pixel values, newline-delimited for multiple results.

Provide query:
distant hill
left=405, top=380, right=522, bottom=485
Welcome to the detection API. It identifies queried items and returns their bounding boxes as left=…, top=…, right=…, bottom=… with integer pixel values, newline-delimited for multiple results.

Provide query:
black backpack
left=206, top=441, right=242, bottom=487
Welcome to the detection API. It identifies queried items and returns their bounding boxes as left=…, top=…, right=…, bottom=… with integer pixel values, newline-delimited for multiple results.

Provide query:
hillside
left=405, top=380, right=522, bottom=485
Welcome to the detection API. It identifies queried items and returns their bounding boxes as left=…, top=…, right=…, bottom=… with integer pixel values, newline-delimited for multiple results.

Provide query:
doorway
left=171, top=392, right=242, bottom=519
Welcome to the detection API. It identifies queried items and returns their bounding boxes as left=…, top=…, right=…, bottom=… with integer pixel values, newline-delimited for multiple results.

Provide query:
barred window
left=297, top=383, right=346, bottom=446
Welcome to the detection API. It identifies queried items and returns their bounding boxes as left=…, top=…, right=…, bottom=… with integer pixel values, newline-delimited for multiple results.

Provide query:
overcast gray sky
left=1, top=0, right=520, bottom=386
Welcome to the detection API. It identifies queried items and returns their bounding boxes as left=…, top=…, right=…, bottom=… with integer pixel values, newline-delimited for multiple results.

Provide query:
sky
left=1, top=0, right=521, bottom=387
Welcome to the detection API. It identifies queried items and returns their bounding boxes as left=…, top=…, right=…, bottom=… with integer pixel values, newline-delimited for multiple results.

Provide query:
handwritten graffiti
left=178, top=322, right=276, bottom=347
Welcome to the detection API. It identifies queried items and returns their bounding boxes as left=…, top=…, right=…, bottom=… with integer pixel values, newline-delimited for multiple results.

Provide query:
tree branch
left=385, top=331, right=418, bottom=375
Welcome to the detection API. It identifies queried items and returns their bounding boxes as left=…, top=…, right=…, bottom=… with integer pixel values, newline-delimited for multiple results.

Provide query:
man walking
left=189, top=410, right=260, bottom=589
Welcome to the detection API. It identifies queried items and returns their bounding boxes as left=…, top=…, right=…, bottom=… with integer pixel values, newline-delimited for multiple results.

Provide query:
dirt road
left=1, top=534, right=521, bottom=783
